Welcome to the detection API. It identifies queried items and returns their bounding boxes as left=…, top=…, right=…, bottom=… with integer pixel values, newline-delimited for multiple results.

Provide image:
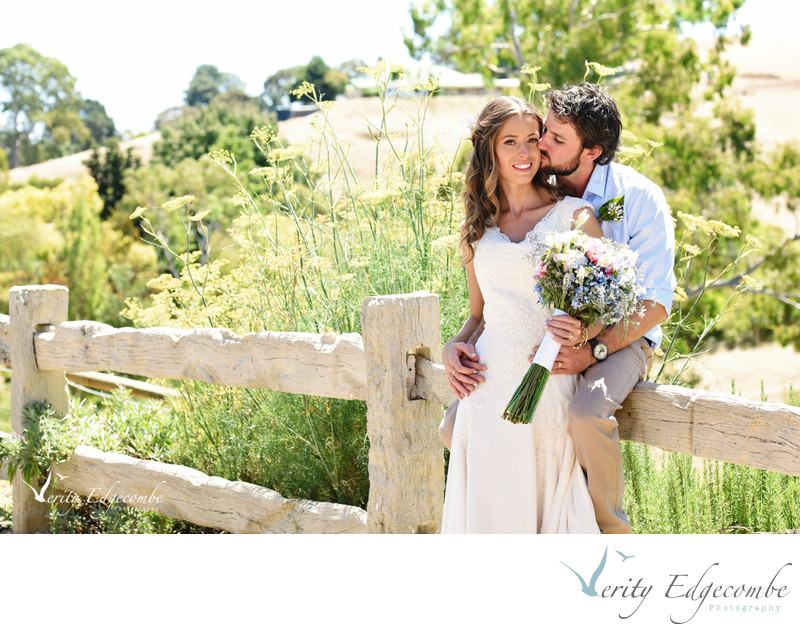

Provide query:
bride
left=441, top=96, right=604, bottom=534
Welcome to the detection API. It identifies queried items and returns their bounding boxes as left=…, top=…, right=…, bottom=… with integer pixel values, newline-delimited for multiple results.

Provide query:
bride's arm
left=444, top=243, right=488, bottom=398
left=574, top=207, right=603, bottom=239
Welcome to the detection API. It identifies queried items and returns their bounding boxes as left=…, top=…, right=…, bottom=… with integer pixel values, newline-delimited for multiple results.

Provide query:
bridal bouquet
left=502, top=229, right=646, bottom=424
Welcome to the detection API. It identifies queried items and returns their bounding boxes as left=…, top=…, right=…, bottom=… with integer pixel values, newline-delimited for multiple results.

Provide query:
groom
left=445, top=83, right=675, bottom=534
left=535, top=83, right=676, bottom=534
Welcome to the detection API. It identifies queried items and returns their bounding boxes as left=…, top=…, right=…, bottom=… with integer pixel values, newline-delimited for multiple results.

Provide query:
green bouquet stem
left=503, top=308, right=566, bottom=424
left=502, top=362, right=551, bottom=424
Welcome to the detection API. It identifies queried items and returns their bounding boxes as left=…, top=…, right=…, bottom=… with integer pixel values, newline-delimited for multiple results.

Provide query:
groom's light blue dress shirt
left=581, top=162, right=676, bottom=348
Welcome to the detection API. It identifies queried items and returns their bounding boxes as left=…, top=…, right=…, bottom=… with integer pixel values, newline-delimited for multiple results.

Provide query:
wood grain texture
left=361, top=293, right=444, bottom=533
left=51, top=445, right=367, bottom=534
left=615, top=381, right=800, bottom=476
left=34, top=321, right=367, bottom=400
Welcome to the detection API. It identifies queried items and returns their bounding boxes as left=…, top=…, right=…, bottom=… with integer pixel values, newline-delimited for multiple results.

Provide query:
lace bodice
left=473, top=197, right=588, bottom=347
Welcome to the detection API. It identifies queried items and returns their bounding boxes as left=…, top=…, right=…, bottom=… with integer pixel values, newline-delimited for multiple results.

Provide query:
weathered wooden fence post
left=10, top=285, right=69, bottom=533
left=361, top=292, right=444, bottom=533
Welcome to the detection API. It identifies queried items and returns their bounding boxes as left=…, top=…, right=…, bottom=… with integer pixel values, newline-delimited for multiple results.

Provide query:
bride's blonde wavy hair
left=461, top=96, right=558, bottom=262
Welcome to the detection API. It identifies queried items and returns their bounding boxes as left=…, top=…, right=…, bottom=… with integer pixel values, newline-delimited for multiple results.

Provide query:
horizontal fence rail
left=33, top=320, right=367, bottom=400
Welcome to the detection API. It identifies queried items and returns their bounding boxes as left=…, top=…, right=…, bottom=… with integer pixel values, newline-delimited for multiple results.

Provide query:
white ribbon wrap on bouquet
left=531, top=308, right=566, bottom=371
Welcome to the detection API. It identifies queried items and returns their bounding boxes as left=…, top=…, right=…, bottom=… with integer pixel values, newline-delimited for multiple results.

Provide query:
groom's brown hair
left=545, top=83, right=621, bottom=166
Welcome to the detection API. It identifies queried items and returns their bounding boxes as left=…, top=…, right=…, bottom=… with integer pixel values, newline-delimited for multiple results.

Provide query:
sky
left=0, top=0, right=796, bottom=136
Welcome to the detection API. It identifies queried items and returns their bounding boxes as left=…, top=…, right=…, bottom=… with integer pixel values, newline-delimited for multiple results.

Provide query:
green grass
left=623, top=441, right=800, bottom=533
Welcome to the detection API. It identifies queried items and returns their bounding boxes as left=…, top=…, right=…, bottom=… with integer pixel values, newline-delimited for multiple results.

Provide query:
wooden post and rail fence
left=2, top=284, right=800, bottom=534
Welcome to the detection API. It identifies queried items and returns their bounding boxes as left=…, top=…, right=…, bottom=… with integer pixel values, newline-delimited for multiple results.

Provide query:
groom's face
left=538, top=112, right=584, bottom=176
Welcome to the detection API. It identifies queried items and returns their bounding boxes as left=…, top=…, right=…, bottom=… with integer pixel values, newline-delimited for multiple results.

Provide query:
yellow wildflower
left=268, top=145, right=305, bottom=163
left=188, top=209, right=212, bottom=222
left=290, top=81, right=316, bottom=100
left=231, top=191, right=251, bottom=208
left=161, top=195, right=194, bottom=212
left=358, top=60, right=406, bottom=78
left=745, top=235, right=763, bottom=250
left=585, top=61, right=616, bottom=77
left=707, top=219, right=740, bottom=238
left=209, top=149, right=234, bottom=167
left=432, top=234, right=460, bottom=250
left=678, top=212, right=710, bottom=235
left=250, top=125, right=277, bottom=148
left=738, top=275, right=760, bottom=290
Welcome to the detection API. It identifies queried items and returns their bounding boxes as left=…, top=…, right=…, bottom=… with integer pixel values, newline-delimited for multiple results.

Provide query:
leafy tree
left=153, top=92, right=273, bottom=168
left=291, top=56, right=347, bottom=103
left=0, top=43, right=89, bottom=167
left=185, top=64, right=245, bottom=107
left=263, top=65, right=305, bottom=110
left=80, top=98, right=117, bottom=146
left=263, top=58, right=363, bottom=110
left=84, top=138, right=141, bottom=218
left=405, top=0, right=748, bottom=121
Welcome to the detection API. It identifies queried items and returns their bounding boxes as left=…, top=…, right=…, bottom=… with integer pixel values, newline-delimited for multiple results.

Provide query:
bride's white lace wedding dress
left=441, top=197, right=600, bottom=534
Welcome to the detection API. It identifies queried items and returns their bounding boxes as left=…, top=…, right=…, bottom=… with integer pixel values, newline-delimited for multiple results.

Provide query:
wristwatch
left=589, top=337, right=609, bottom=361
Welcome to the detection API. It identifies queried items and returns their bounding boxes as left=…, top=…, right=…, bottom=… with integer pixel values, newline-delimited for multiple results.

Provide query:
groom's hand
left=529, top=342, right=594, bottom=375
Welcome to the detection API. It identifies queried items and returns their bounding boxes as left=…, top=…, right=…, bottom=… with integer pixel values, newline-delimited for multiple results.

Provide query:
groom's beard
left=540, top=148, right=582, bottom=176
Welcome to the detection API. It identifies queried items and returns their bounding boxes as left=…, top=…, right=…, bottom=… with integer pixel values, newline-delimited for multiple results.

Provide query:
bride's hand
left=545, top=314, right=585, bottom=346
left=443, top=341, right=487, bottom=398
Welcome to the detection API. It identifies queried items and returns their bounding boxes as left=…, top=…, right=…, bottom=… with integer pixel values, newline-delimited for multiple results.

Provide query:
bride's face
left=492, top=113, right=541, bottom=187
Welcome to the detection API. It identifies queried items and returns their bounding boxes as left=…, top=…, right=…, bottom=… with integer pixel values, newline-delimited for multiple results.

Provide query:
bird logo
left=21, top=470, right=67, bottom=503
left=22, top=470, right=54, bottom=503
left=561, top=546, right=608, bottom=597
left=616, top=550, right=635, bottom=562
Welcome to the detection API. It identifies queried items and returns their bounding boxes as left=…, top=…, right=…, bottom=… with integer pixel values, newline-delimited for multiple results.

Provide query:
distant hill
left=7, top=132, right=160, bottom=185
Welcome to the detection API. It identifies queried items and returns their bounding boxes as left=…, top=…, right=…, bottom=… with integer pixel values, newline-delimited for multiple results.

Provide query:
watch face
left=593, top=341, right=609, bottom=360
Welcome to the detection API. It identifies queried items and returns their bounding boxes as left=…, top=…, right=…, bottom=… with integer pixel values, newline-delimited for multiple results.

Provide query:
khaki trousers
left=567, top=338, right=652, bottom=534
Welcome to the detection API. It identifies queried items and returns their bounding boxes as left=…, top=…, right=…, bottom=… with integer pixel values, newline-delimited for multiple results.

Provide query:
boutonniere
left=598, top=195, right=624, bottom=221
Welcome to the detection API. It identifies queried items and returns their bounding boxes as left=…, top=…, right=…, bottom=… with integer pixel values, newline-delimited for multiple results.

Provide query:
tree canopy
left=153, top=91, right=273, bottom=168
left=405, top=0, right=748, bottom=121
left=185, top=64, right=246, bottom=107
left=263, top=56, right=358, bottom=110
left=0, top=43, right=90, bottom=167
left=81, top=98, right=117, bottom=145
